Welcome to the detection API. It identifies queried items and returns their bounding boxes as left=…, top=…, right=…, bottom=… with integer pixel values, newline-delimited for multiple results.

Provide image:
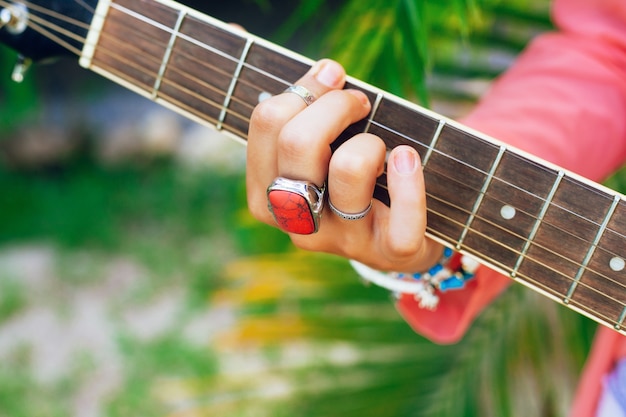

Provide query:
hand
left=246, top=59, right=443, bottom=272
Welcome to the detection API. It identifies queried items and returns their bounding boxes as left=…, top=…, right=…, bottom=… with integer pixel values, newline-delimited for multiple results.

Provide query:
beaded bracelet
left=349, top=247, right=480, bottom=310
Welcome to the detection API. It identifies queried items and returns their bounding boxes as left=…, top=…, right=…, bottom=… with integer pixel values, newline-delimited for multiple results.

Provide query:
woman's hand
left=246, top=59, right=442, bottom=272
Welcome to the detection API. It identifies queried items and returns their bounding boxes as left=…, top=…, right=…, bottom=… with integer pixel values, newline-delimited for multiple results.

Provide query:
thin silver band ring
left=284, top=85, right=316, bottom=106
left=328, top=199, right=373, bottom=221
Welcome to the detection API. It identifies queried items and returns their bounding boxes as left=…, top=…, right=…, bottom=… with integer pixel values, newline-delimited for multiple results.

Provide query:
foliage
left=273, top=0, right=550, bottom=105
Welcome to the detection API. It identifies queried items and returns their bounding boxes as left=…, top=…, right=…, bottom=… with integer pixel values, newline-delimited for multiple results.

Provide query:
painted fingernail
left=312, top=60, right=345, bottom=88
left=394, top=147, right=418, bottom=174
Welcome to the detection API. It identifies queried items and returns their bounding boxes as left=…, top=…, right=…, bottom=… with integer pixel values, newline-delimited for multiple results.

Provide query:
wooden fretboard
left=79, top=0, right=626, bottom=335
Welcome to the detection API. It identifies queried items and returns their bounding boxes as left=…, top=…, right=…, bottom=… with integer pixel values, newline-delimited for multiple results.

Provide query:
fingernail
left=312, top=60, right=345, bottom=88
left=393, top=148, right=418, bottom=174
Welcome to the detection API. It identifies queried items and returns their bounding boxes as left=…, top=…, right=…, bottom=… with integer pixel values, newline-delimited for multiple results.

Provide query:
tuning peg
left=0, top=3, right=28, bottom=34
left=11, top=55, right=31, bottom=83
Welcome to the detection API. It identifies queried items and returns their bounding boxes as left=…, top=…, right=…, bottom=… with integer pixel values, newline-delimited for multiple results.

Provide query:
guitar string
left=73, top=0, right=96, bottom=15
left=5, top=0, right=259, bottom=119
left=14, top=2, right=624, bottom=280
left=12, top=0, right=624, bottom=302
left=89, top=29, right=626, bottom=304
left=93, top=29, right=259, bottom=112
left=7, top=1, right=626, bottom=311
left=18, top=0, right=91, bottom=30
left=20, top=14, right=83, bottom=56
left=24, top=8, right=86, bottom=47
left=82, top=3, right=626, bottom=246
left=0, top=1, right=608, bottom=224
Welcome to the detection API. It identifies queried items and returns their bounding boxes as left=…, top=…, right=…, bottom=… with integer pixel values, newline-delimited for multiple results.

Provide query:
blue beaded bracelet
left=350, top=247, right=479, bottom=310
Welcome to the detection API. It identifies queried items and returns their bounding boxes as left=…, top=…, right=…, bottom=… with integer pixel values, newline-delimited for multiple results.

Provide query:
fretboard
left=79, top=0, right=626, bottom=336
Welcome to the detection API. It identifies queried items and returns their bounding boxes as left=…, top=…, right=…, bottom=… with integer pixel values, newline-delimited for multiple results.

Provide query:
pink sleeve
left=397, top=0, right=626, bottom=345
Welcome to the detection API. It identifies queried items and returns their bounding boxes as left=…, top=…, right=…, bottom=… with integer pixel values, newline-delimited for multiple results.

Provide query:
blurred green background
left=0, top=0, right=612, bottom=416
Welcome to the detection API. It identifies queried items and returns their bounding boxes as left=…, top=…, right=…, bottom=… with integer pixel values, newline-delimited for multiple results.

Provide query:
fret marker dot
left=500, top=205, right=516, bottom=220
left=610, top=257, right=625, bottom=272
left=258, top=91, right=272, bottom=103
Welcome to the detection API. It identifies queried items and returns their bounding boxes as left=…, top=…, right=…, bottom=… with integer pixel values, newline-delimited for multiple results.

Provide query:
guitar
left=1, top=0, right=625, bottom=336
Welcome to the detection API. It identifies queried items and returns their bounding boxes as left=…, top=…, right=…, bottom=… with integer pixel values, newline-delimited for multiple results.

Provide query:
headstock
left=0, top=0, right=96, bottom=80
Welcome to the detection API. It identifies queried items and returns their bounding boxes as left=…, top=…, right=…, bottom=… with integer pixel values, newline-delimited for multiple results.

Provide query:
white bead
left=258, top=91, right=272, bottom=103
left=461, top=255, right=480, bottom=274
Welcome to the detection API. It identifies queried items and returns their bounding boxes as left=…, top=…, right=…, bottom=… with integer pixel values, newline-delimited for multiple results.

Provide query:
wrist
left=350, top=247, right=480, bottom=310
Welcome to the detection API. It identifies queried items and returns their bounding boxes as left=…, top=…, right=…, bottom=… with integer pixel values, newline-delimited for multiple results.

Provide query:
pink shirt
left=396, top=0, right=626, bottom=415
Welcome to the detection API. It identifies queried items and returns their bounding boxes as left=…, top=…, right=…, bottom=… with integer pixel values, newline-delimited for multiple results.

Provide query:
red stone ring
left=267, top=177, right=326, bottom=235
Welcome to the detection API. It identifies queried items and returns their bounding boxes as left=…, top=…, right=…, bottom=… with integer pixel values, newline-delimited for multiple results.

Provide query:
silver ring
left=284, top=85, right=316, bottom=106
left=328, top=199, right=372, bottom=221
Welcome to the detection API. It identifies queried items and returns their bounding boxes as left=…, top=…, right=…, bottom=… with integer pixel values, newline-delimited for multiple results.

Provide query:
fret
left=459, top=150, right=560, bottom=273
left=87, top=0, right=179, bottom=93
left=422, top=120, right=445, bottom=167
left=363, top=93, right=383, bottom=134
left=487, top=153, right=555, bottom=218
left=603, top=199, right=626, bottom=270
left=533, top=223, right=590, bottom=267
left=163, top=11, right=249, bottom=133
left=567, top=267, right=625, bottom=327
left=515, top=178, right=618, bottom=302
left=370, top=97, right=440, bottom=154
left=159, top=35, right=240, bottom=128
left=177, top=13, right=247, bottom=62
left=240, top=43, right=308, bottom=89
left=512, top=171, right=564, bottom=277
left=456, top=150, right=556, bottom=273
left=421, top=124, right=503, bottom=247
left=216, top=38, right=254, bottom=130
left=457, top=145, right=506, bottom=249
left=368, top=97, right=442, bottom=206
left=429, top=125, right=503, bottom=191
left=618, top=308, right=626, bottom=330
left=152, top=9, right=186, bottom=99
left=327, top=81, right=381, bottom=149
left=162, top=13, right=249, bottom=134
left=565, top=194, right=620, bottom=303
left=461, top=194, right=535, bottom=271
left=233, top=42, right=311, bottom=136
left=587, top=244, right=626, bottom=281
left=581, top=199, right=626, bottom=328
left=550, top=177, right=616, bottom=241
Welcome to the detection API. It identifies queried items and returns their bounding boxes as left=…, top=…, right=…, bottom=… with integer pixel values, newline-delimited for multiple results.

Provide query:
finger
left=247, top=59, right=349, bottom=223
left=249, top=59, right=348, bottom=146
left=327, top=133, right=386, bottom=220
left=277, top=89, right=371, bottom=186
left=383, top=145, right=442, bottom=270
